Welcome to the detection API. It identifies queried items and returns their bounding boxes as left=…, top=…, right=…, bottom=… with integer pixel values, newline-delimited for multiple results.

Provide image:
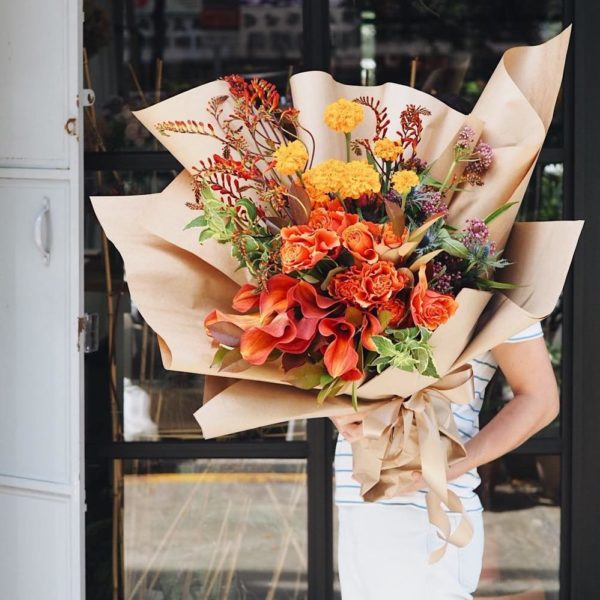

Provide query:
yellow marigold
left=391, top=169, right=420, bottom=195
left=323, top=98, right=364, bottom=133
left=373, top=138, right=402, bottom=162
left=303, top=159, right=347, bottom=195
left=272, top=140, right=308, bottom=176
left=339, top=161, right=381, bottom=199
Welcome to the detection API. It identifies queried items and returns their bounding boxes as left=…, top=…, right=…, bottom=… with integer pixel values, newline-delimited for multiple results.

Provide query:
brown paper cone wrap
left=92, top=28, right=579, bottom=558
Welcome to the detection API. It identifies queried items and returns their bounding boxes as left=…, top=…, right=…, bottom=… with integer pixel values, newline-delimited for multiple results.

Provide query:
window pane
left=329, top=0, right=564, bottom=146
left=478, top=454, right=561, bottom=598
left=86, top=458, right=308, bottom=600
left=84, top=169, right=306, bottom=441
left=83, top=0, right=303, bottom=152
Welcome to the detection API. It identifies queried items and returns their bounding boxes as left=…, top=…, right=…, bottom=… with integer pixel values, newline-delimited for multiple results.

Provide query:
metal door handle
left=34, top=197, right=51, bottom=265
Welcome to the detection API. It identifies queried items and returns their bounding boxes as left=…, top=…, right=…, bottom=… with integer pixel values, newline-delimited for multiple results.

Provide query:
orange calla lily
left=318, top=317, right=362, bottom=381
left=240, top=312, right=297, bottom=365
left=259, top=274, right=298, bottom=317
left=232, top=283, right=260, bottom=312
left=360, top=313, right=383, bottom=351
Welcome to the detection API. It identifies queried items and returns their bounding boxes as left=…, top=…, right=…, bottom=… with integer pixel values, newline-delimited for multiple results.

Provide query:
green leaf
left=284, top=362, right=325, bottom=390
left=421, top=357, right=439, bottom=378
left=198, top=229, right=214, bottom=243
left=242, top=235, right=260, bottom=253
left=371, top=336, right=397, bottom=357
left=185, top=215, right=207, bottom=230
left=201, top=186, right=217, bottom=201
left=484, top=202, right=518, bottom=225
left=475, top=277, right=519, bottom=289
left=235, top=198, right=257, bottom=221
left=211, top=346, right=230, bottom=368
left=438, top=229, right=470, bottom=258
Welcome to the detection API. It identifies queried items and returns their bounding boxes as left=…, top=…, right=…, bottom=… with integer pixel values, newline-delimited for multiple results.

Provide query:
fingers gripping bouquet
left=92, top=29, right=581, bottom=559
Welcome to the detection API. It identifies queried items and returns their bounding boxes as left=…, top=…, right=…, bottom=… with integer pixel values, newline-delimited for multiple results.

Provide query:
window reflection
left=86, top=459, right=308, bottom=600
left=329, top=0, right=564, bottom=145
left=478, top=455, right=561, bottom=599
left=84, top=0, right=303, bottom=152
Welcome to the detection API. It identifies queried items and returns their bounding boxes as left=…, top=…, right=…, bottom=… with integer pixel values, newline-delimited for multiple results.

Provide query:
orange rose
left=341, top=222, right=378, bottom=264
left=280, top=225, right=340, bottom=273
left=308, top=208, right=359, bottom=233
left=410, top=266, right=458, bottom=330
left=381, top=222, right=407, bottom=248
left=378, top=297, right=408, bottom=327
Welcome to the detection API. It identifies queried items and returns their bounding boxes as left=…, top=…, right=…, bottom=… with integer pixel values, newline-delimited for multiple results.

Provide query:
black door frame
left=85, top=1, right=600, bottom=598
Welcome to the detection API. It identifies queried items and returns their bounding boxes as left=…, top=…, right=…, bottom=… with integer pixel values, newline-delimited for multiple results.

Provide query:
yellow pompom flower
left=339, top=161, right=381, bottom=199
left=303, top=159, right=347, bottom=195
left=391, top=169, right=420, bottom=195
left=323, top=98, right=364, bottom=133
left=272, top=140, right=308, bottom=176
left=373, top=138, right=402, bottom=162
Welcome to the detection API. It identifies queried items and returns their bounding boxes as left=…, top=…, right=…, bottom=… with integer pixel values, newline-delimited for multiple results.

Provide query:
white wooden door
left=0, top=0, right=84, bottom=599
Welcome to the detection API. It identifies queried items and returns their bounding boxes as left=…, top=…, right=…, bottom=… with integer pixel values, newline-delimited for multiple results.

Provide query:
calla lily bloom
left=232, top=283, right=260, bottom=313
left=204, top=308, right=262, bottom=332
left=259, top=274, right=299, bottom=318
left=289, top=280, right=340, bottom=318
left=360, top=313, right=383, bottom=351
left=240, top=312, right=297, bottom=365
left=318, top=317, right=362, bottom=381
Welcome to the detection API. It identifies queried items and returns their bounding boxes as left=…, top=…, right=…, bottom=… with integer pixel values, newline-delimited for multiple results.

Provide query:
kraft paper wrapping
left=92, top=28, right=581, bottom=553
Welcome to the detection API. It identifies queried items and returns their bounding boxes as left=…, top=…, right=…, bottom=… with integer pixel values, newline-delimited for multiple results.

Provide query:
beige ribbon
left=351, top=364, right=475, bottom=563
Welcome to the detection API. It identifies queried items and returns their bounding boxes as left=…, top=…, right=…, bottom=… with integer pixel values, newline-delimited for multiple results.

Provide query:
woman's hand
left=330, top=414, right=366, bottom=442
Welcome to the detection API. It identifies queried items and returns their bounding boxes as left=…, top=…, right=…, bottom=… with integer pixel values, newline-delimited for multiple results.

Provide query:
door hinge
left=79, top=88, right=95, bottom=107
left=78, top=313, right=99, bottom=353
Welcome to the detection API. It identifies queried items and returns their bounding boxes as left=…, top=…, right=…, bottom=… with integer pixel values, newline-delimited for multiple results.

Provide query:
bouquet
left=92, top=28, right=581, bottom=558
left=188, top=79, right=508, bottom=407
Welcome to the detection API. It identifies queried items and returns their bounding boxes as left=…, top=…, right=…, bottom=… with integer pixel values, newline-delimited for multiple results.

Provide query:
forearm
left=449, top=392, right=559, bottom=479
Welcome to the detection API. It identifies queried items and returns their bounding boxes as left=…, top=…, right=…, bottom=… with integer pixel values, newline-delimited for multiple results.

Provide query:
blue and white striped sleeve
left=505, top=322, right=544, bottom=343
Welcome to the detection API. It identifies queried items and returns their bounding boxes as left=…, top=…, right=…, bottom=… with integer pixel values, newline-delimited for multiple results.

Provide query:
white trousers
left=337, top=504, right=484, bottom=600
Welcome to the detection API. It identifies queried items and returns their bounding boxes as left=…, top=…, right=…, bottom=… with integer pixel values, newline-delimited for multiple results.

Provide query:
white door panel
left=0, top=179, right=71, bottom=483
left=0, top=486, right=72, bottom=600
left=0, top=0, right=74, bottom=169
left=0, top=0, right=84, bottom=597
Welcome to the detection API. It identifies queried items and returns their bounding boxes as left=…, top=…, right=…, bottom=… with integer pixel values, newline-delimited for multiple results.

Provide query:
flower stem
left=345, top=132, right=351, bottom=162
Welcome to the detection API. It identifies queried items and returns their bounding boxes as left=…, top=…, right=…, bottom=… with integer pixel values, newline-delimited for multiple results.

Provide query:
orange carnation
left=280, top=225, right=340, bottom=273
left=357, top=261, right=410, bottom=308
left=410, top=266, right=458, bottom=330
left=378, top=298, right=408, bottom=327
left=328, top=262, right=410, bottom=309
left=341, top=222, right=378, bottom=264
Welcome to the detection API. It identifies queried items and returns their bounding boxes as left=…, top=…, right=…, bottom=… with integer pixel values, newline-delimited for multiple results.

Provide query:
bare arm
left=448, top=335, right=559, bottom=480
left=331, top=335, right=559, bottom=489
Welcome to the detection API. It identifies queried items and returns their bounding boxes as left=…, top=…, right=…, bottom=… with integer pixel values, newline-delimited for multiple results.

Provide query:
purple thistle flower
left=463, top=218, right=490, bottom=249
left=420, top=191, right=448, bottom=217
left=465, top=142, right=494, bottom=175
left=456, top=125, right=476, bottom=149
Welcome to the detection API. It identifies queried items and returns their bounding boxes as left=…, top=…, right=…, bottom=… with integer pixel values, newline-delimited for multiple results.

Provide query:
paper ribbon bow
left=351, top=364, right=475, bottom=563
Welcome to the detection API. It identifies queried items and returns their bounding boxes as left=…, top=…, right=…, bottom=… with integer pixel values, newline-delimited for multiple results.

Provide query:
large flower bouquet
left=92, top=29, right=581, bottom=556
left=186, top=77, right=508, bottom=406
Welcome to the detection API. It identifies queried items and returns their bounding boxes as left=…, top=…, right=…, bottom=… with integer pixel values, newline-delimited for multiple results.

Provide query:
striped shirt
left=334, top=322, right=544, bottom=512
